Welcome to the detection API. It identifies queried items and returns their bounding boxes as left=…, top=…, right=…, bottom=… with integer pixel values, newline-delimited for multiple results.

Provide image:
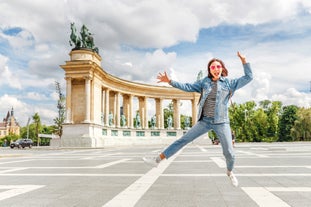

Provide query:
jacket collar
left=219, top=77, right=225, bottom=82
left=207, top=76, right=225, bottom=82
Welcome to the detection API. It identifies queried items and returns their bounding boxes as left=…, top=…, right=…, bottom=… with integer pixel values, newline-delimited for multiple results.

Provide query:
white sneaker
left=228, top=172, right=239, bottom=187
left=142, top=156, right=159, bottom=168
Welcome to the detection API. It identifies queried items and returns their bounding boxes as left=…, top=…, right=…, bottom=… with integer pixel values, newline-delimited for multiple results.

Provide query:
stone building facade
left=0, top=107, right=20, bottom=138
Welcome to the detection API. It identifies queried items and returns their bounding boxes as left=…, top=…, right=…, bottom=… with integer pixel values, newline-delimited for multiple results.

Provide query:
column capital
left=84, top=75, right=92, bottom=80
left=138, top=96, right=145, bottom=101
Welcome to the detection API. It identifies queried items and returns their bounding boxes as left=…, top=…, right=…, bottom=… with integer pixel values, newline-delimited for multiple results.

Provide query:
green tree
left=291, top=107, right=311, bottom=141
left=54, top=81, right=66, bottom=138
left=229, top=101, right=256, bottom=142
left=32, top=112, right=41, bottom=146
left=20, top=124, right=54, bottom=146
left=252, top=108, right=269, bottom=142
left=257, top=100, right=282, bottom=141
left=20, top=124, right=36, bottom=140
left=266, top=101, right=282, bottom=138
left=1, top=134, right=19, bottom=146
left=278, top=105, right=298, bottom=141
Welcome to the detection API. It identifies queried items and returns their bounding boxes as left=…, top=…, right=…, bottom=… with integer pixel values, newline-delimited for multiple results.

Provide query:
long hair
left=207, top=58, right=228, bottom=79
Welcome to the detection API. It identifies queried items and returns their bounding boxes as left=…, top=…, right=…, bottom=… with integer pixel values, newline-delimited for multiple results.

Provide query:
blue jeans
left=163, top=117, right=235, bottom=171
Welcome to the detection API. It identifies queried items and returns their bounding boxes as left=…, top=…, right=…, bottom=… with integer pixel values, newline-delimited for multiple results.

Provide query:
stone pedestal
left=61, top=124, right=104, bottom=147
left=70, top=49, right=101, bottom=65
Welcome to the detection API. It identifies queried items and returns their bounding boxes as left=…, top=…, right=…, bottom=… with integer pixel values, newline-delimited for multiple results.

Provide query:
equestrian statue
left=69, top=22, right=99, bottom=54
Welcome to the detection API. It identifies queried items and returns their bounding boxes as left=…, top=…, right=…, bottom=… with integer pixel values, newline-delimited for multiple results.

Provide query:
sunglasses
left=210, top=65, right=222, bottom=70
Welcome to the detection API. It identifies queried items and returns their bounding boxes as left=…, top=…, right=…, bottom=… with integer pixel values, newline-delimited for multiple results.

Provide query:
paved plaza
left=0, top=141, right=311, bottom=207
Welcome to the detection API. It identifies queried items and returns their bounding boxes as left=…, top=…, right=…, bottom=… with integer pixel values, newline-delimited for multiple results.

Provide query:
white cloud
left=122, top=62, right=133, bottom=67
left=0, top=55, right=22, bottom=89
left=177, top=0, right=306, bottom=27
left=5, top=30, right=33, bottom=49
left=0, top=94, right=57, bottom=126
left=252, top=71, right=271, bottom=102
left=103, top=49, right=176, bottom=83
left=50, top=91, right=59, bottom=101
left=272, top=88, right=311, bottom=107
left=25, top=92, right=49, bottom=101
left=32, top=106, right=58, bottom=125
left=0, top=94, right=30, bottom=125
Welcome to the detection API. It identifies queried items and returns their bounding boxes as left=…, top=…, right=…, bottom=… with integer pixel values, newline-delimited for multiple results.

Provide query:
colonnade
left=60, top=50, right=200, bottom=146
left=64, top=77, right=199, bottom=130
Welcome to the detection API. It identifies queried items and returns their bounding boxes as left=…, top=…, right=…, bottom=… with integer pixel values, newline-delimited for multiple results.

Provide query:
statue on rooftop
left=69, top=22, right=99, bottom=54
left=80, top=24, right=94, bottom=49
left=69, top=22, right=81, bottom=49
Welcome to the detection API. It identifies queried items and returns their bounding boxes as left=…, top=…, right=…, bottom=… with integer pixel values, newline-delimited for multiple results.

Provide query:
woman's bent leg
left=163, top=120, right=209, bottom=159
left=213, top=123, right=235, bottom=171
left=213, top=123, right=238, bottom=187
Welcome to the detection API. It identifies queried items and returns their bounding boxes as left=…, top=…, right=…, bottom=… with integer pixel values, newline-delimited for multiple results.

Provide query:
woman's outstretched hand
left=237, top=51, right=247, bottom=64
left=157, top=71, right=171, bottom=83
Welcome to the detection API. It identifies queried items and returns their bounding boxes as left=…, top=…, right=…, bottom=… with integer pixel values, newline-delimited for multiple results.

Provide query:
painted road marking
left=0, top=185, right=45, bottom=201
left=161, top=173, right=311, bottom=177
left=95, top=159, right=131, bottom=168
left=82, top=153, right=121, bottom=160
left=102, top=150, right=183, bottom=207
left=236, top=165, right=311, bottom=169
left=0, top=168, right=27, bottom=174
left=250, top=147, right=269, bottom=150
left=196, top=145, right=207, bottom=152
left=0, top=173, right=143, bottom=177
left=266, top=187, right=311, bottom=192
left=237, top=150, right=268, bottom=158
left=242, top=187, right=311, bottom=207
left=210, top=157, right=226, bottom=168
left=1, top=173, right=311, bottom=177
left=0, top=159, right=131, bottom=171
left=0, top=159, right=35, bottom=165
left=174, top=160, right=213, bottom=163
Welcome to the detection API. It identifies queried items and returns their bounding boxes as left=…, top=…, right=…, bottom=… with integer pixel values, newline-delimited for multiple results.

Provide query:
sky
left=1, top=0, right=311, bottom=127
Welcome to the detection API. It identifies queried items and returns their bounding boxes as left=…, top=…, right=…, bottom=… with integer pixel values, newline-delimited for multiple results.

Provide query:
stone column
left=101, top=89, right=105, bottom=125
left=155, top=98, right=164, bottom=129
left=109, top=92, right=116, bottom=126
left=143, top=97, right=148, bottom=129
left=138, top=97, right=148, bottom=129
left=116, top=92, right=120, bottom=127
left=65, top=77, right=72, bottom=123
left=122, top=94, right=129, bottom=128
left=129, top=95, right=133, bottom=128
left=173, top=99, right=181, bottom=129
left=104, top=89, right=110, bottom=126
left=84, top=76, right=91, bottom=123
left=192, top=98, right=198, bottom=125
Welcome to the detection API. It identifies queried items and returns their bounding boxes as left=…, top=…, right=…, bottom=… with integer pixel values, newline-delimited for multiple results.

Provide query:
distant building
left=0, top=107, right=20, bottom=138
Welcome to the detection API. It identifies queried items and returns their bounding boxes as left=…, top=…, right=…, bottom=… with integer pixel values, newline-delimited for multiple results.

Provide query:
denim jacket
left=170, top=63, right=253, bottom=123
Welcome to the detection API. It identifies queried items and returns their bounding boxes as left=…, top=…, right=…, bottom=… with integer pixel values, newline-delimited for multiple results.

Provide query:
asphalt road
left=0, top=141, right=311, bottom=207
